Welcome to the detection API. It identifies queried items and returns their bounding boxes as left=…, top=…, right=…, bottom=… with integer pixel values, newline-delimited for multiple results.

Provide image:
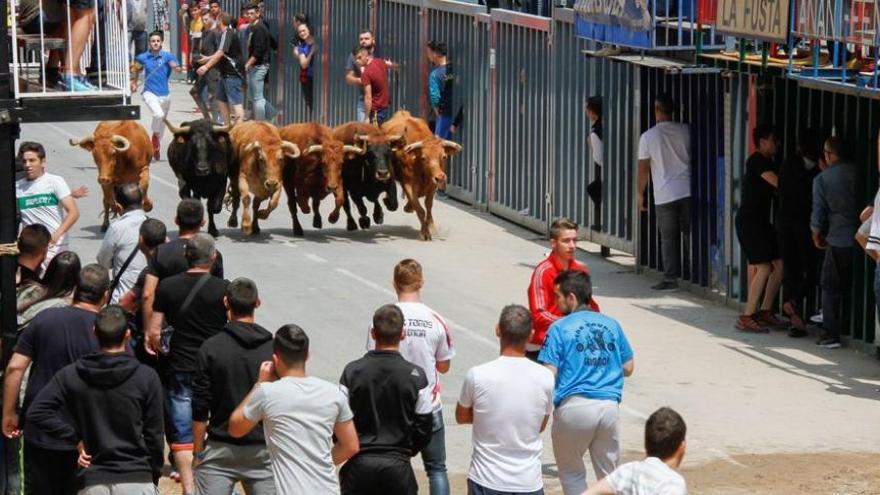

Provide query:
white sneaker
left=810, top=312, right=823, bottom=324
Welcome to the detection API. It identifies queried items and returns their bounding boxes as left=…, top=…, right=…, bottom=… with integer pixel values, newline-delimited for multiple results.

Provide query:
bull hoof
left=100, top=222, right=109, bottom=233
left=420, top=229, right=432, bottom=241
left=404, top=202, right=414, bottom=213
left=313, top=216, right=323, bottom=229
left=383, top=196, right=398, bottom=212
left=293, top=222, right=304, bottom=236
left=358, top=217, right=371, bottom=230
left=242, top=224, right=252, bottom=236
left=256, top=209, right=271, bottom=220
left=208, top=226, right=219, bottom=238
left=228, top=217, right=238, bottom=228
left=143, top=199, right=154, bottom=212
left=346, top=218, right=357, bottom=231
left=373, top=209, right=384, bottom=225
left=329, top=211, right=340, bottom=224
left=251, top=225, right=261, bottom=235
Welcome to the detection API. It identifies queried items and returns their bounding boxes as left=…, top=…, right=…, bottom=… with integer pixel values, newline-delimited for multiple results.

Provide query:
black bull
left=341, top=139, right=400, bottom=230
left=165, top=119, right=234, bottom=237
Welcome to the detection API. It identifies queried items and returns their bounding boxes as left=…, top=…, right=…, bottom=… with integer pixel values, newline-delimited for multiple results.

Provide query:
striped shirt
left=606, top=457, right=687, bottom=495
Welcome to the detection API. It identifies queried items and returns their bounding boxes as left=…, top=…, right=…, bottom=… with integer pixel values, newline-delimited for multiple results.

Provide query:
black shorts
left=340, top=455, right=416, bottom=495
left=735, top=214, right=779, bottom=264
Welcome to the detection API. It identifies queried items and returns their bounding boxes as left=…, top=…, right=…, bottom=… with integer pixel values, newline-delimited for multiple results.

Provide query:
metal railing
left=9, top=0, right=130, bottom=98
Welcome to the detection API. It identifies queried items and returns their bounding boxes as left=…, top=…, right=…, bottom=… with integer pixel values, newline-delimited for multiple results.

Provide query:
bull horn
left=343, top=144, right=365, bottom=155
left=282, top=141, right=301, bottom=159
left=212, top=123, right=232, bottom=133
left=354, top=133, right=370, bottom=143
left=304, top=144, right=323, bottom=155
left=164, top=119, right=189, bottom=135
left=386, top=134, right=403, bottom=142
left=441, top=140, right=462, bottom=152
left=69, top=135, right=95, bottom=147
left=403, top=140, right=425, bottom=153
left=111, top=135, right=131, bottom=152
left=244, top=141, right=262, bottom=154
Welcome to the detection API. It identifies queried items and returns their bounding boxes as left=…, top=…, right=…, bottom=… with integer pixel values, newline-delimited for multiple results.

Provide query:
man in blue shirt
left=427, top=41, right=454, bottom=140
left=131, top=30, right=182, bottom=160
left=538, top=270, right=634, bottom=495
left=811, top=136, right=859, bottom=349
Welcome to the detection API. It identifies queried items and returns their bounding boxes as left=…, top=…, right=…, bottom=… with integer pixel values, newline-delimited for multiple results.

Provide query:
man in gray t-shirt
left=229, top=325, right=359, bottom=494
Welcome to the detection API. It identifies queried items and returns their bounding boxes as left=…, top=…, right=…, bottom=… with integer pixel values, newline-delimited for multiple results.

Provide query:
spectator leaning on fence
left=862, top=130, right=880, bottom=336
left=586, top=96, right=603, bottom=231
left=637, top=94, right=692, bottom=291
left=294, top=22, right=318, bottom=115
left=244, top=2, right=278, bottom=122
left=427, top=41, right=454, bottom=140
left=811, top=136, right=859, bottom=349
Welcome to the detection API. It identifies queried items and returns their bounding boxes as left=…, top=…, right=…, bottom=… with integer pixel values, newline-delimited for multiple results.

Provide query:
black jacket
left=247, top=21, right=271, bottom=65
left=27, top=352, right=164, bottom=487
left=340, top=350, right=433, bottom=460
left=192, top=321, right=273, bottom=445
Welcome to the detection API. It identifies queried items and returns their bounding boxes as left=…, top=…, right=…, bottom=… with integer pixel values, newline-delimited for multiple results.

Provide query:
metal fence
left=425, top=1, right=491, bottom=205
left=325, top=0, right=372, bottom=126
left=376, top=0, right=426, bottom=117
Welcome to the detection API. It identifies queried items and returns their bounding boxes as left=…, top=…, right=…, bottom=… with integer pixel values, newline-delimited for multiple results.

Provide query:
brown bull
left=278, top=123, right=362, bottom=236
left=228, top=121, right=301, bottom=236
left=70, top=120, right=153, bottom=232
left=381, top=111, right=461, bottom=240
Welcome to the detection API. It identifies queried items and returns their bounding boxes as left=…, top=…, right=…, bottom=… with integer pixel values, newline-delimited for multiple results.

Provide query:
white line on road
left=335, top=268, right=497, bottom=348
left=305, top=253, right=328, bottom=263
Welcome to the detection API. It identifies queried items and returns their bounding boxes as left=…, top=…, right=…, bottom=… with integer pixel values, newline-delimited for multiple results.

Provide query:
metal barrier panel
left=637, top=68, right=725, bottom=291
left=377, top=0, right=426, bottom=117
left=426, top=1, right=490, bottom=205
left=267, top=0, right=326, bottom=124
left=325, top=0, right=373, bottom=126
left=488, top=10, right=553, bottom=234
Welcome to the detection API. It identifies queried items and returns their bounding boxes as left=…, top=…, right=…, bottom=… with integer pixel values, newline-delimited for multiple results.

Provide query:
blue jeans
left=467, top=479, right=543, bottom=495
left=216, top=76, right=243, bottom=106
left=356, top=98, right=365, bottom=122
left=435, top=114, right=453, bottom=139
left=247, top=64, right=277, bottom=121
left=129, top=30, right=147, bottom=57
left=422, top=409, right=449, bottom=495
left=167, top=372, right=194, bottom=449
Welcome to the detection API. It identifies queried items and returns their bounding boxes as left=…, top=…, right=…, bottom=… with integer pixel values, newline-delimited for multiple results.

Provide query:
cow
left=69, top=120, right=153, bottom=232
left=332, top=122, right=404, bottom=230
left=227, top=121, right=301, bottom=236
left=163, top=119, right=234, bottom=237
left=381, top=111, right=462, bottom=240
left=278, top=123, right=362, bottom=236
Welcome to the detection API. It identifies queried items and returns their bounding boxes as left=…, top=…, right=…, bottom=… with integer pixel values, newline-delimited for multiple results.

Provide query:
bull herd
left=69, top=111, right=462, bottom=241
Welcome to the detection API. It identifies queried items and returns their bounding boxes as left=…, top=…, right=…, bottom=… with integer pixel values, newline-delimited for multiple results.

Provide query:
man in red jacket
left=527, top=217, right=599, bottom=361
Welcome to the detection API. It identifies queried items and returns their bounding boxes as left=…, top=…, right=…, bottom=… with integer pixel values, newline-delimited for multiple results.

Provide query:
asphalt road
left=18, top=83, right=880, bottom=493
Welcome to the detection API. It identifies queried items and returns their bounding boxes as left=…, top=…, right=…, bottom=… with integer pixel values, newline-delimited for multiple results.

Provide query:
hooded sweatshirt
left=192, top=321, right=273, bottom=445
left=26, top=352, right=164, bottom=487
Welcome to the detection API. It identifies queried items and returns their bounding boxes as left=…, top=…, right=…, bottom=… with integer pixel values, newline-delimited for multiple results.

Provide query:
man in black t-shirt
left=244, top=3, right=277, bottom=122
left=3, top=264, right=110, bottom=495
left=147, top=232, right=228, bottom=495
left=141, top=198, right=223, bottom=335
left=197, top=12, right=245, bottom=124
left=191, top=11, right=221, bottom=121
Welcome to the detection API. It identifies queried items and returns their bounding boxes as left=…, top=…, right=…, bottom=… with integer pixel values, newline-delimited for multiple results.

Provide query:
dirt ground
left=157, top=452, right=880, bottom=494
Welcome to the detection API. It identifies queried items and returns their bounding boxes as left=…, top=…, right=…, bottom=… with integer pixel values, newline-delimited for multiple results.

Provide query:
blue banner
left=574, top=0, right=655, bottom=31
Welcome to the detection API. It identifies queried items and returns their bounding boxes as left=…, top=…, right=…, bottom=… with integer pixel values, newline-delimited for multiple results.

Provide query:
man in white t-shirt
left=456, top=304, right=554, bottom=495
left=15, top=142, right=80, bottom=269
left=583, top=407, right=687, bottom=495
left=366, top=258, right=455, bottom=495
left=229, top=324, right=360, bottom=494
left=636, top=94, right=691, bottom=291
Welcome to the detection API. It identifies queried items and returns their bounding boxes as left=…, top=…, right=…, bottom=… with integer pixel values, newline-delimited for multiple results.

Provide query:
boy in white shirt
left=584, top=407, right=687, bottom=495
left=366, top=258, right=455, bottom=495
left=456, top=304, right=554, bottom=495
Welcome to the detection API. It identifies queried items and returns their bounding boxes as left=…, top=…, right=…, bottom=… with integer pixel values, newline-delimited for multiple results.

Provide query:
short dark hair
left=209, top=0, right=220, bottom=5
left=95, top=305, right=129, bottom=348
left=359, top=28, right=373, bottom=37
left=752, top=124, right=778, bottom=148
left=18, top=142, right=46, bottom=160
left=139, top=218, right=166, bottom=249
left=587, top=96, right=602, bottom=118
left=17, top=224, right=51, bottom=257
left=353, top=45, right=370, bottom=57
left=550, top=217, right=578, bottom=240
left=74, top=264, right=110, bottom=305
left=294, top=12, right=308, bottom=24
left=149, top=30, right=164, bottom=41
left=226, top=277, right=259, bottom=315
left=498, top=305, right=532, bottom=344
left=554, top=270, right=592, bottom=306
left=219, top=12, right=233, bottom=26
left=185, top=233, right=215, bottom=267
left=654, top=94, right=675, bottom=115
left=244, top=2, right=258, bottom=12
left=427, top=40, right=447, bottom=57
left=176, top=198, right=204, bottom=231
left=113, top=182, right=143, bottom=211
left=825, top=136, right=847, bottom=159
left=645, top=407, right=687, bottom=459
left=274, top=324, right=309, bottom=366
left=372, top=304, right=404, bottom=346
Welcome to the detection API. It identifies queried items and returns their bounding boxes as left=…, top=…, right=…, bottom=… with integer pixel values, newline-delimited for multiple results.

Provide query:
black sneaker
left=788, top=328, right=808, bottom=338
left=651, top=281, right=678, bottom=291
left=820, top=339, right=842, bottom=349
left=816, top=336, right=839, bottom=347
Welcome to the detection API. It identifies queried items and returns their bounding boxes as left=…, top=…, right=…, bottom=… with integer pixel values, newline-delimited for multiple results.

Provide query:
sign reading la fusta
left=716, top=0, right=790, bottom=42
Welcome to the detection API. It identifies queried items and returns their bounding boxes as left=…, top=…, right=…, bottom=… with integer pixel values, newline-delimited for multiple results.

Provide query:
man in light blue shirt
left=96, top=183, right=147, bottom=303
left=131, top=30, right=182, bottom=160
left=538, top=270, right=634, bottom=495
